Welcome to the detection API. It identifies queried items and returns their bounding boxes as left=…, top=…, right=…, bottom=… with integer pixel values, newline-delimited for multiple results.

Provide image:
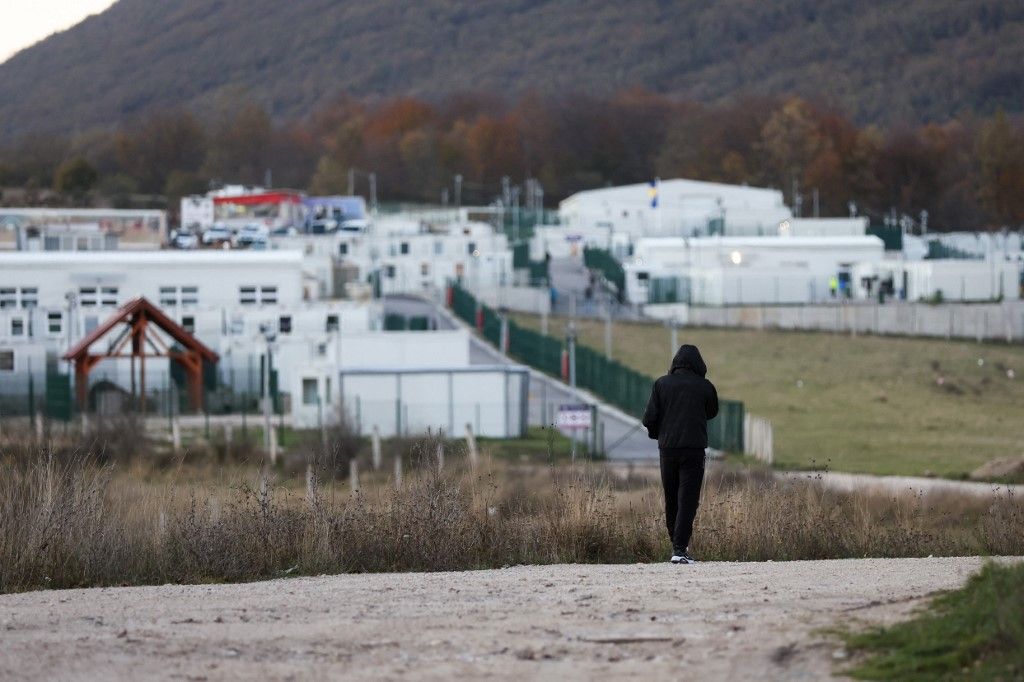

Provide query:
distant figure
left=829, top=275, right=839, bottom=299
left=642, top=345, right=719, bottom=565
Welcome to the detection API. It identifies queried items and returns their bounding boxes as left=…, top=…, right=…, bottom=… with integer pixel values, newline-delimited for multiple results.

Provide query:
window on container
left=637, top=272, right=650, bottom=282
left=325, top=314, right=339, bottom=332
left=47, top=312, right=62, bottom=334
left=421, top=262, right=430, bottom=276
left=101, top=287, right=118, bottom=306
left=11, top=318, right=25, bottom=336
left=78, top=287, right=97, bottom=306
left=20, top=287, right=38, bottom=308
left=0, top=288, right=16, bottom=308
left=279, top=315, right=292, bottom=334
left=84, top=316, right=99, bottom=335
left=181, top=316, right=195, bottom=334
left=434, top=241, right=443, bottom=255
left=325, top=377, right=331, bottom=403
left=386, top=265, right=396, bottom=279
left=0, top=349, right=13, bottom=372
left=261, top=286, right=278, bottom=304
left=239, top=286, right=257, bottom=305
left=181, top=286, right=198, bottom=305
left=159, top=286, right=177, bottom=307
left=338, top=243, right=348, bottom=255
left=302, top=378, right=318, bottom=405
left=467, top=242, right=476, bottom=256
left=76, top=237, right=89, bottom=251
left=400, top=241, right=410, bottom=255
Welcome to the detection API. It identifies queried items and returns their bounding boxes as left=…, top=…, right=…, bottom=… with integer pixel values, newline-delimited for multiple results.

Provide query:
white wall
left=626, top=236, right=885, bottom=305
left=0, top=251, right=307, bottom=310
left=329, top=366, right=529, bottom=437
left=559, top=178, right=791, bottom=238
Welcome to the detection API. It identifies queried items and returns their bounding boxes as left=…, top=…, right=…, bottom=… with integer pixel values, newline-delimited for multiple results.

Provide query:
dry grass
left=2, top=438, right=1023, bottom=594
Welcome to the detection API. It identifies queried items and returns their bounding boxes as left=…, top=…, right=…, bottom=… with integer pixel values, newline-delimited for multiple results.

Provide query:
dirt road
left=0, top=557, right=1005, bottom=680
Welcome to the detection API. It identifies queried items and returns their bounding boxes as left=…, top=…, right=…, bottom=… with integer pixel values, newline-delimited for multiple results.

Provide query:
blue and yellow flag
left=648, top=179, right=659, bottom=208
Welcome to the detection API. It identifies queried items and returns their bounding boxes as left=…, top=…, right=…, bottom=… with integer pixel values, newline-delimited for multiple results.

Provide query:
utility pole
left=369, top=173, right=378, bottom=213
left=566, top=322, right=577, bottom=389
left=454, top=174, right=463, bottom=211
left=512, top=185, right=521, bottom=242
left=259, top=323, right=276, bottom=453
left=813, top=187, right=819, bottom=218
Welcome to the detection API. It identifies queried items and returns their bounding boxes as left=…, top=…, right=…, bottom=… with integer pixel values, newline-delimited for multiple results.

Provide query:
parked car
left=234, top=224, right=268, bottom=247
left=170, top=231, right=199, bottom=249
left=201, top=225, right=233, bottom=246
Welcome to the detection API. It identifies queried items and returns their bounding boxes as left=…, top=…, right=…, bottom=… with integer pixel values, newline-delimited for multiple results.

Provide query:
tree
left=54, top=157, right=99, bottom=199
left=115, top=111, right=206, bottom=193
left=977, top=110, right=1024, bottom=226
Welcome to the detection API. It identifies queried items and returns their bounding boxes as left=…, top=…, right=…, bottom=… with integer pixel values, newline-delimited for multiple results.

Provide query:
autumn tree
left=977, top=110, right=1024, bottom=226
left=54, top=157, right=99, bottom=200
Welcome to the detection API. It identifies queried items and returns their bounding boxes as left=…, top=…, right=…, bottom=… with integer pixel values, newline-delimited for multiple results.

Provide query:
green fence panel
left=527, top=260, right=550, bottom=286
left=44, top=371, right=73, bottom=422
left=507, top=321, right=563, bottom=376
left=708, top=400, right=744, bottom=452
left=451, top=284, right=477, bottom=325
left=866, top=225, right=903, bottom=251
left=481, top=305, right=501, bottom=346
left=583, top=247, right=626, bottom=294
left=384, top=313, right=408, bottom=330
left=512, top=242, right=530, bottom=269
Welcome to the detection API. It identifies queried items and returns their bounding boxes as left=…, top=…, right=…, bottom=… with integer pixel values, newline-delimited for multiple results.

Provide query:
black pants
left=659, top=448, right=705, bottom=553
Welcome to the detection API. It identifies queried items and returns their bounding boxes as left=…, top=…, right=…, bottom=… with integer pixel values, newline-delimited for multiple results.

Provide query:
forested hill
left=1, top=0, right=1023, bottom=140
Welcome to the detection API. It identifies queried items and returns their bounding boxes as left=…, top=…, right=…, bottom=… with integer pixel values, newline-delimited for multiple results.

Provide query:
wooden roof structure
left=63, top=297, right=218, bottom=412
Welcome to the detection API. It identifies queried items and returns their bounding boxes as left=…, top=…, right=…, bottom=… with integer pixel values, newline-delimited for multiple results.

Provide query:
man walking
left=642, top=344, right=718, bottom=564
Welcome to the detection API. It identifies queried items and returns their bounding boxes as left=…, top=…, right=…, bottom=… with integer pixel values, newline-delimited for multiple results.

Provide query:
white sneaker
left=671, top=551, right=696, bottom=564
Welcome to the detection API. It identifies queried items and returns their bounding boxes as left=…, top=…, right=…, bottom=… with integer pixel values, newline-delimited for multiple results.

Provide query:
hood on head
left=670, top=344, right=707, bottom=377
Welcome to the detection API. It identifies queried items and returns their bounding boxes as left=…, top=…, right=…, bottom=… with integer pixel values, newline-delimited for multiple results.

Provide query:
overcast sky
left=0, top=0, right=117, bottom=64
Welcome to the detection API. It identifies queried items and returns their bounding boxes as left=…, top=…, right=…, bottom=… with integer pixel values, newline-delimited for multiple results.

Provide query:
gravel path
left=1, top=557, right=1011, bottom=681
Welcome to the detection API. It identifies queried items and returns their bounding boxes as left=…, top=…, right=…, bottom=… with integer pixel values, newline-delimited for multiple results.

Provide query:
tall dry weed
left=1, top=444, right=1022, bottom=594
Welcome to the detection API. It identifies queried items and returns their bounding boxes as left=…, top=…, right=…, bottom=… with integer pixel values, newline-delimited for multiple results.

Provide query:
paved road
left=385, top=295, right=657, bottom=461
left=2, top=557, right=1010, bottom=680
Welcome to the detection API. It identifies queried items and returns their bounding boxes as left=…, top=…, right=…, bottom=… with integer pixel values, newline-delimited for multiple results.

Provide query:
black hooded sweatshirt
left=642, top=344, right=719, bottom=451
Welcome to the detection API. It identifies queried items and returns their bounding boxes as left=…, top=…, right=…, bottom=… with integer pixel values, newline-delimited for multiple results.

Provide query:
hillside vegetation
left=1, top=0, right=1023, bottom=140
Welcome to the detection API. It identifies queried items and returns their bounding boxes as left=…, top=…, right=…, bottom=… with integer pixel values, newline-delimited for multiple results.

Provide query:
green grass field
left=514, top=315, right=1024, bottom=478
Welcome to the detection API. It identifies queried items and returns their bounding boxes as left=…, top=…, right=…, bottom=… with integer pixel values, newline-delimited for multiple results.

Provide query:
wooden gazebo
left=62, top=297, right=218, bottom=412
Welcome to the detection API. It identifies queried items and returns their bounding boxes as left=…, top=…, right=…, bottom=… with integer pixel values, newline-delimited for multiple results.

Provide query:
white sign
left=556, top=404, right=592, bottom=430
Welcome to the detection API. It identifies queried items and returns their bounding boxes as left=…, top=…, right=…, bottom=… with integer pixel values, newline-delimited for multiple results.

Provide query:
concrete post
left=349, top=459, right=359, bottom=493
left=371, top=426, right=382, bottom=470
left=465, top=422, right=478, bottom=467
left=436, top=441, right=445, bottom=470
left=224, top=423, right=233, bottom=460
left=305, top=462, right=316, bottom=504
left=393, top=455, right=402, bottom=489
left=171, top=418, right=181, bottom=454
left=269, top=425, right=278, bottom=465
